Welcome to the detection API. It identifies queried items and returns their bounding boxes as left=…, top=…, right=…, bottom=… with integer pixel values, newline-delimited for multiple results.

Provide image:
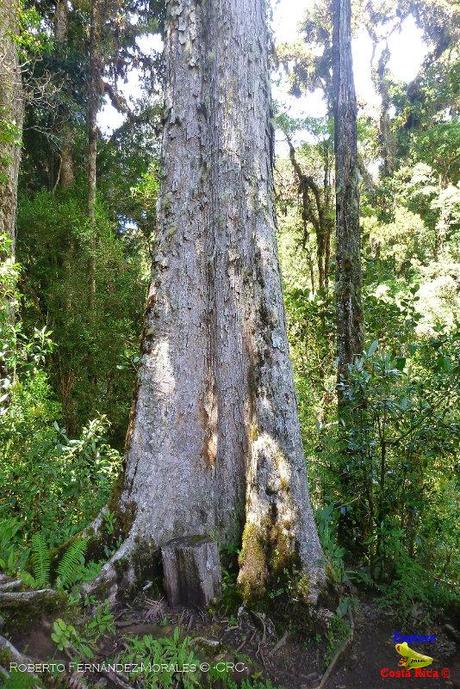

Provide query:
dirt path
left=323, top=600, right=460, bottom=689
left=8, top=594, right=460, bottom=689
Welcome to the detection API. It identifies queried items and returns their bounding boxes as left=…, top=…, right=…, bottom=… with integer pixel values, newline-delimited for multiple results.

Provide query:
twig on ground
left=313, top=609, right=355, bottom=689
left=272, top=630, right=289, bottom=654
left=100, top=667, right=135, bottom=689
left=236, top=635, right=248, bottom=652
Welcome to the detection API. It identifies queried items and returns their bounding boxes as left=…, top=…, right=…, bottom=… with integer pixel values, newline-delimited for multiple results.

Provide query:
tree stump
left=161, top=536, right=221, bottom=609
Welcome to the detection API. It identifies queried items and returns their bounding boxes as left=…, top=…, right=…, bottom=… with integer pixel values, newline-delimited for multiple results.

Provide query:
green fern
left=0, top=517, right=22, bottom=551
left=30, top=532, right=51, bottom=588
left=56, top=539, right=88, bottom=589
left=2, top=668, right=43, bottom=688
left=0, top=518, right=24, bottom=574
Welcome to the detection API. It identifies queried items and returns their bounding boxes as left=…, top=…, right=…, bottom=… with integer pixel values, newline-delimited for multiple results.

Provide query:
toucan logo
left=395, top=642, right=433, bottom=670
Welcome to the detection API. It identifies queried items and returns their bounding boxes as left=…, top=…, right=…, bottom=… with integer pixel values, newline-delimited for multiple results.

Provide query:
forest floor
left=8, top=593, right=460, bottom=689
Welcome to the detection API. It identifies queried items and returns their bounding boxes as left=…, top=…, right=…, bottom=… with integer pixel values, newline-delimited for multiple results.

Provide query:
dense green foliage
left=0, top=238, right=119, bottom=598
left=276, top=0, right=460, bottom=614
left=17, top=187, right=148, bottom=443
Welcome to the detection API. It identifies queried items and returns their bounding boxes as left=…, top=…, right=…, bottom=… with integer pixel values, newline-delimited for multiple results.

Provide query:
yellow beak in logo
left=395, top=642, right=433, bottom=669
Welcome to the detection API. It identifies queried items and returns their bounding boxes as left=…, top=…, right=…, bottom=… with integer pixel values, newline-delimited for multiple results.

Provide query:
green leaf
left=367, top=340, right=379, bottom=357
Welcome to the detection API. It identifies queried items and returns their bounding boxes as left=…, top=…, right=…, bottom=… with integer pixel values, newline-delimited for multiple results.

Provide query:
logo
left=395, top=642, right=433, bottom=670
left=393, top=632, right=436, bottom=644
left=378, top=639, right=451, bottom=680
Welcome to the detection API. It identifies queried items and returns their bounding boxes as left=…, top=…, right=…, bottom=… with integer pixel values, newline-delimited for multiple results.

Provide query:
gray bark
left=55, top=0, right=68, bottom=43
left=0, top=0, right=23, bottom=252
left=0, top=0, right=23, bottom=405
left=332, top=0, right=363, bottom=384
left=102, top=0, right=324, bottom=605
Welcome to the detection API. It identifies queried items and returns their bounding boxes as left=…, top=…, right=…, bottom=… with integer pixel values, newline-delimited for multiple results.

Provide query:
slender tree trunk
left=87, top=0, right=102, bottom=306
left=0, top=0, right=23, bottom=252
left=369, top=39, right=394, bottom=179
left=55, top=0, right=75, bottom=189
left=0, top=0, right=23, bottom=405
left=97, top=0, right=325, bottom=606
left=332, top=0, right=363, bottom=386
left=286, top=135, right=329, bottom=293
left=376, top=46, right=394, bottom=178
left=323, top=140, right=333, bottom=291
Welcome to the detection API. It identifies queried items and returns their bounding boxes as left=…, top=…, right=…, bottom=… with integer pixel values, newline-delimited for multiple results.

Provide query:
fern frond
left=30, top=533, right=51, bottom=588
left=0, top=518, right=22, bottom=551
left=56, top=539, right=88, bottom=589
left=18, top=570, right=37, bottom=589
left=0, top=518, right=23, bottom=572
left=2, top=668, right=43, bottom=688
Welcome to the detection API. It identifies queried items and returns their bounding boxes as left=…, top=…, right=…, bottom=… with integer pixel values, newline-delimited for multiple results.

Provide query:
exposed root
left=0, top=633, right=32, bottom=665
left=69, top=671, right=89, bottom=689
left=271, top=630, right=289, bottom=654
left=0, top=634, right=42, bottom=687
left=81, top=536, right=134, bottom=604
left=0, top=589, right=59, bottom=607
left=82, top=506, right=109, bottom=540
left=0, top=577, right=22, bottom=592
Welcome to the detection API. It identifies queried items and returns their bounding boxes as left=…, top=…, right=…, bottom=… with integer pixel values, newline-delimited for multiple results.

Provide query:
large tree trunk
left=0, top=0, right=23, bottom=252
left=99, top=0, right=324, bottom=606
left=332, top=0, right=363, bottom=385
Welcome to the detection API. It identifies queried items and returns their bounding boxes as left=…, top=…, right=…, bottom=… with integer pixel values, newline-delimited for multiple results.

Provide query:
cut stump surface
left=161, top=536, right=221, bottom=609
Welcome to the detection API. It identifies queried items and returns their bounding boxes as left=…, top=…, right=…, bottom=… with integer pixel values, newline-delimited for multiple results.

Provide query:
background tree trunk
left=375, top=44, right=395, bottom=178
left=0, top=0, right=23, bottom=252
left=0, top=0, right=23, bottom=407
left=87, top=0, right=103, bottom=306
left=55, top=0, right=75, bottom=190
left=101, top=0, right=324, bottom=605
left=332, top=0, right=363, bottom=386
